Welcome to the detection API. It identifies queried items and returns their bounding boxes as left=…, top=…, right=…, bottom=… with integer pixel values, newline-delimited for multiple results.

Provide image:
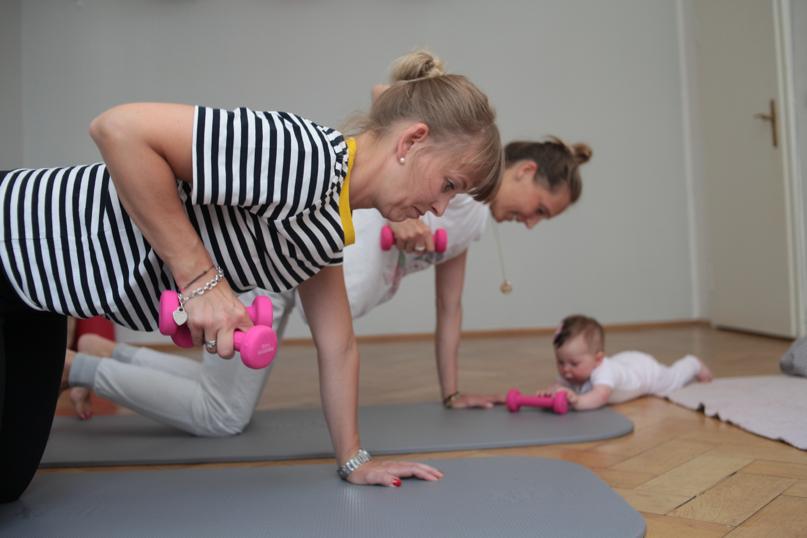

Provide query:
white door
left=694, top=0, right=796, bottom=337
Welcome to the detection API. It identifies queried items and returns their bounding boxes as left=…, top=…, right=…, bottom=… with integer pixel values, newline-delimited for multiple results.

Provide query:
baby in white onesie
left=541, top=315, right=713, bottom=410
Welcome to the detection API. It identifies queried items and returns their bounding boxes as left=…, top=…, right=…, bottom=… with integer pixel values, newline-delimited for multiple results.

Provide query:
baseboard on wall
left=712, top=324, right=797, bottom=342
left=280, top=319, right=712, bottom=346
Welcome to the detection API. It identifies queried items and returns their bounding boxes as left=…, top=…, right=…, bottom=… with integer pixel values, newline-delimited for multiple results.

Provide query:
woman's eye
left=443, top=178, right=456, bottom=193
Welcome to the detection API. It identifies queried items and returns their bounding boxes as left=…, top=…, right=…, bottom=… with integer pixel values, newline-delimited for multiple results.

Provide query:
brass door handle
left=754, top=99, right=778, bottom=148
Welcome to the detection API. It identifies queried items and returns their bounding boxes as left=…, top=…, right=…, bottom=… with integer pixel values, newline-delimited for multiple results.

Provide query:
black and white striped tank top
left=0, top=106, right=355, bottom=330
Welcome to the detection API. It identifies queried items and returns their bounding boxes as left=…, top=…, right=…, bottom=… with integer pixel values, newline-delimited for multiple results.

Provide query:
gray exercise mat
left=2, top=457, right=645, bottom=537
left=42, top=403, right=633, bottom=467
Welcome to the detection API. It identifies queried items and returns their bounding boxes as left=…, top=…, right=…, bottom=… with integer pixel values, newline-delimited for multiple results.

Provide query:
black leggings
left=0, top=271, right=66, bottom=502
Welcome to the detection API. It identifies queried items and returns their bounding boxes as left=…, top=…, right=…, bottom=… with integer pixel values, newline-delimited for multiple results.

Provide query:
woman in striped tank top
left=0, top=51, right=503, bottom=501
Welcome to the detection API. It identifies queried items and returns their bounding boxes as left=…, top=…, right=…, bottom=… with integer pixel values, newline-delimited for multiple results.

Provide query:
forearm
left=105, top=147, right=209, bottom=285
left=433, top=251, right=467, bottom=399
left=571, top=388, right=611, bottom=410
left=316, top=336, right=361, bottom=464
left=435, top=302, right=462, bottom=398
left=299, top=267, right=362, bottom=465
left=90, top=104, right=208, bottom=286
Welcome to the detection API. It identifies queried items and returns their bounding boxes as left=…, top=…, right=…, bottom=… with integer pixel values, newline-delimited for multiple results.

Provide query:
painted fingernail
left=392, top=478, right=402, bottom=487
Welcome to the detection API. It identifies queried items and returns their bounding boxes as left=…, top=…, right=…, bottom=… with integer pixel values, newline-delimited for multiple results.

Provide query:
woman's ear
left=396, top=122, right=430, bottom=161
left=516, top=160, right=538, bottom=181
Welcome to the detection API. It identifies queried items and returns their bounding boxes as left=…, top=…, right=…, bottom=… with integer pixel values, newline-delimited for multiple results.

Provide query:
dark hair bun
left=572, top=143, right=592, bottom=165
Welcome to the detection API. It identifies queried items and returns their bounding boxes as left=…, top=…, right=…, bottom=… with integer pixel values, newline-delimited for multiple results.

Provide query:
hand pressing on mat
left=346, top=459, right=444, bottom=487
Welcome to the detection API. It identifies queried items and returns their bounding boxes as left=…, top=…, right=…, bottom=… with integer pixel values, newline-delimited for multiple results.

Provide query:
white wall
left=0, top=0, right=22, bottom=169
left=11, top=0, right=695, bottom=342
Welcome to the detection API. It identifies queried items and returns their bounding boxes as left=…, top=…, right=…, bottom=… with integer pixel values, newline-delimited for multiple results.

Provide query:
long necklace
left=491, top=221, right=512, bottom=294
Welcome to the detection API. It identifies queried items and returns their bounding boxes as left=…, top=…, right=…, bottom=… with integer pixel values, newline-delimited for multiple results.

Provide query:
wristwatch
left=442, top=391, right=461, bottom=409
left=337, top=448, right=372, bottom=480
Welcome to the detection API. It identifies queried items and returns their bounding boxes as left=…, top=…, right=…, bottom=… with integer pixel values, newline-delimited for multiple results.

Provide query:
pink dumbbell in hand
left=380, top=225, right=448, bottom=253
left=506, top=388, right=569, bottom=414
left=158, top=291, right=278, bottom=370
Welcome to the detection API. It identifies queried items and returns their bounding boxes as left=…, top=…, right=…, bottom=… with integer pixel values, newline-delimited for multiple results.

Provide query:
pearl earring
left=399, top=156, right=405, bottom=165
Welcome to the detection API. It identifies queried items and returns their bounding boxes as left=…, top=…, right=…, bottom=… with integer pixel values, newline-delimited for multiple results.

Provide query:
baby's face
left=555, top=335, right=601, bottom=385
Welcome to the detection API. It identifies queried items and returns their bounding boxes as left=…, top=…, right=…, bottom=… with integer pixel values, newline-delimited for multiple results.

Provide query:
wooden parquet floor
left=52, top=325, right=802, bottom=537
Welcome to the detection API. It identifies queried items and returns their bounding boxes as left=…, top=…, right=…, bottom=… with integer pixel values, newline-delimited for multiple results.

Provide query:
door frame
left=776, top=0, right=807, bottom=337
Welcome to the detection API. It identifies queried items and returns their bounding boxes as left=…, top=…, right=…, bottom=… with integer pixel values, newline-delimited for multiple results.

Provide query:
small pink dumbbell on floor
left=505, top=388, right=569, bottom=414
left=158, top=291, right=278, bottom=370
left=380, top=225, right=448, bottom=253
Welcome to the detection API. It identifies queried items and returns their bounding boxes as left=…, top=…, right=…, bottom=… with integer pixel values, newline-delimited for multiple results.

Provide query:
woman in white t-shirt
left=67, top=136, right=592, bottom=435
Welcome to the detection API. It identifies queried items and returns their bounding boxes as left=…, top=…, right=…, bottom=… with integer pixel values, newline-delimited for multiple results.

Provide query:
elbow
left=88, top=108, right=113, bottom=145
left=89, top=104, right=134, bottom=149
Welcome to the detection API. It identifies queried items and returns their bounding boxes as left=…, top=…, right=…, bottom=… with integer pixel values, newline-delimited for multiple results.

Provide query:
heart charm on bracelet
left=173, top=306, right=188, bottom=326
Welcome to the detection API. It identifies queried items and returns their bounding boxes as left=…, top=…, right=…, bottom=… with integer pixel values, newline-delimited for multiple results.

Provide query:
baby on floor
left=541, top=315, right=713, bottom=410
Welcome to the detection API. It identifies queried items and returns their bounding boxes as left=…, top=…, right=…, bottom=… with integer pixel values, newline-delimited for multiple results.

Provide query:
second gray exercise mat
left=42, top=403, right=633, bottom=467
left=4, top=458, right=645, bottom=538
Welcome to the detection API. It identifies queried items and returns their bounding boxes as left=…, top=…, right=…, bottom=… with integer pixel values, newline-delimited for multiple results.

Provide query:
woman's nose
left=431, top=195, right=451, bottom=217
left=525, top=216, right=541, bottom=229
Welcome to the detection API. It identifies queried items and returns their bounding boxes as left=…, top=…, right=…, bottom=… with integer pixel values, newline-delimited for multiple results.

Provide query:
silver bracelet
left=178, top=266, right=224, bottom=306
left=337, top=448, right=372, bottom=480
left=172, top=266, right=225, bottom=326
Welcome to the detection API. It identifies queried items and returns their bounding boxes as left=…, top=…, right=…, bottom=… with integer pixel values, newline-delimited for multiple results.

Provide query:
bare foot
left=62, top=348, right=94, bottom=420
left=696, top=361, right=713, bottom=383
left=69, top=387, right=93, bottom=420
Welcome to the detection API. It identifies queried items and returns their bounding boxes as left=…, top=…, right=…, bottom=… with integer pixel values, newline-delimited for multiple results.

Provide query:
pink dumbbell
left=380, top=225, right=448, bottom=253
left=158, top=291, right=278, bottom=370
left=505, top=388, right=569, bottom=414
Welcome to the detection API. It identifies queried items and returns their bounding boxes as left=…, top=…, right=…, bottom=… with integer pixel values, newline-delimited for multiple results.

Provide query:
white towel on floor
left=667, top=375, right=807, bottom=450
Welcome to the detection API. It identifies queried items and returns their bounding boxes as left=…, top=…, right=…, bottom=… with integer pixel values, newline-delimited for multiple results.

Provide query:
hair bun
left=389, top=50, right=445, bottom=82
left=572, top=143, right=592, bottom=165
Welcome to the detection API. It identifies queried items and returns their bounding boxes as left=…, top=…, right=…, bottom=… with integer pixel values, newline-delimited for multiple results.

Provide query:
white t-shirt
left=558, top=351, right=664, bottom=403
left=343, top=194, right=488, bottom=319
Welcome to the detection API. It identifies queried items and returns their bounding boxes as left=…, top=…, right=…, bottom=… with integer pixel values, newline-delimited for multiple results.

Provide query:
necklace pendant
left=173, top=306, right=188, bottom=326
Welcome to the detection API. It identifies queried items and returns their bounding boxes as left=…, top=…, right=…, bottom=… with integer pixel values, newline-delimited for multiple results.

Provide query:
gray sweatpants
left=69, top=290, right=295, bottom=436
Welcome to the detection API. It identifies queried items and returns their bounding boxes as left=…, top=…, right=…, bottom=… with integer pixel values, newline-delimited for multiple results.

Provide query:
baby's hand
left=554, top=386, right=579, bottom=405
left=535, top=384, right=560, bottom=397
